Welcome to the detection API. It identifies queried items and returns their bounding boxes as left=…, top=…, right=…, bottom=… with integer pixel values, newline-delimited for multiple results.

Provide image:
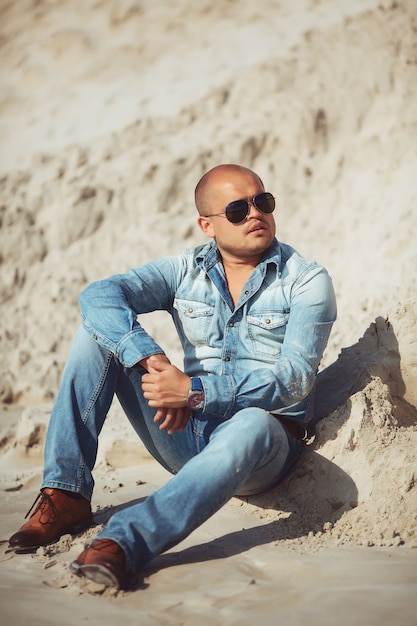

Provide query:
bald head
left=194, top=164, right=264, bottom=215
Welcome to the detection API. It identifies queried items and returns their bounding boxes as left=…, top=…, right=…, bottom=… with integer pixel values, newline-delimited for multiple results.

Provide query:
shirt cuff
left=81, top=316, right=164, bottom=368
left=200, top=374, right=236, bottom=417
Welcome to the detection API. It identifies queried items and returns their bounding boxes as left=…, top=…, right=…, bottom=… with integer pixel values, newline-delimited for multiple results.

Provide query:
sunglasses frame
left=202, top=192, right=275, bottom=224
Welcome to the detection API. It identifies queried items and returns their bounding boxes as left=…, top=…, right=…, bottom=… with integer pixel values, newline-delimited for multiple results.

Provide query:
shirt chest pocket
left=247, top=311, right=289, bottom=358
left=173, top=298, right=215, bottom=346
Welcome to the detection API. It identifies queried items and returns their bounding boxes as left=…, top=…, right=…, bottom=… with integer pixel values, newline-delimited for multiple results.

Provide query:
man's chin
left=247, top=233, right=274, bottom=250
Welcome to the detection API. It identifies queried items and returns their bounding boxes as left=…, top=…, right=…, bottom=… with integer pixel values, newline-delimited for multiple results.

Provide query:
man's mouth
left=248, top=222, right=266, bottom=234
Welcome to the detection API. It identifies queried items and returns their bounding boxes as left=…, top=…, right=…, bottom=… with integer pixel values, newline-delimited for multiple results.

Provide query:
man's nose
left=247, top=199, right=262, bottom=218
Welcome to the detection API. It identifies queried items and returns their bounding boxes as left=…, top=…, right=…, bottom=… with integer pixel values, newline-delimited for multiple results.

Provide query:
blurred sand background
left=0, top=1, right=416, bottom=625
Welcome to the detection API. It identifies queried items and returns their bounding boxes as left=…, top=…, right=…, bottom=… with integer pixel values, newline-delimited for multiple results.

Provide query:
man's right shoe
left=70, top=538, right=126, bottom=589
left=8, top=488, right=93, bottom=551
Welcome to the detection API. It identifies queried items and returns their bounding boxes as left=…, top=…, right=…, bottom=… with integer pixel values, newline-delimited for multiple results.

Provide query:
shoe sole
left=69, top=560, right=120, bottom=588
left=9, top=514, right=94, bottom=553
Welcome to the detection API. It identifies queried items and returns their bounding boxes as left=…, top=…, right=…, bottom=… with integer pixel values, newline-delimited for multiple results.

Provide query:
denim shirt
left=79, top=238, right=336, bottom=423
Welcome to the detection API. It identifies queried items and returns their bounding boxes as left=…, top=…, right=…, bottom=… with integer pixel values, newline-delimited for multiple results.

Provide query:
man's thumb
left=147, top=357, right=170, bottom=373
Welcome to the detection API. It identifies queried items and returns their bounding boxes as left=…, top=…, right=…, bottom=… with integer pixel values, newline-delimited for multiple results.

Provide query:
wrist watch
left=186, top=377, right=204, bottom=410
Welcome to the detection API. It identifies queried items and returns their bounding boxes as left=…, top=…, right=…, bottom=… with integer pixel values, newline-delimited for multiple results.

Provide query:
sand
left=0, top=1, right=416, bottom=624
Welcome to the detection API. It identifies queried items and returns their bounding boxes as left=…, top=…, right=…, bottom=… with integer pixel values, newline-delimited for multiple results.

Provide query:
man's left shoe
left=70, top=538, right=126, bottom=589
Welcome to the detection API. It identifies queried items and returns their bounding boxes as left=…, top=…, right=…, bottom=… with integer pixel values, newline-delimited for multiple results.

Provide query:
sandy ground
left=1, top=1, right=417, bottom=624
left=1, top=405, right=416, bottom=626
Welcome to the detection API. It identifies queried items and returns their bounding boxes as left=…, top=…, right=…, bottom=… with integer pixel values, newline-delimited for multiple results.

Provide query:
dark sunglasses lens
left=225, top=200, right=249, bottom=223
left=255, top=192, right=275, bottom=214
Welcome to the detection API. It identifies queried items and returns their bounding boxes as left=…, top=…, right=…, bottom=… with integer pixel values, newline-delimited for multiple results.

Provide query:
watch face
left=187, top=391, right=204, bottom=410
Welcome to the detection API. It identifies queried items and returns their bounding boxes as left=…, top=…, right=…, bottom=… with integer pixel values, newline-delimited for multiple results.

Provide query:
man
left=9, top=164, right=337, bottom=589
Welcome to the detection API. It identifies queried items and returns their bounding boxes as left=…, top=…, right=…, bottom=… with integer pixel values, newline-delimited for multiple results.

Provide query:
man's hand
left=138, top=353, right=172, bottom=373
left=140, top=356, right=192, bottom=434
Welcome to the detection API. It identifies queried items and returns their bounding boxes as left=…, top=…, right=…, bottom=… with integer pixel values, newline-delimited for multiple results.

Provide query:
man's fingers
left=155, top=408, right=175, bottom=432
left=154, top=407, right=190, bottom=434
left=153, top=408, right=167, bottom=424
left=167, top=407, right=190, bottom=434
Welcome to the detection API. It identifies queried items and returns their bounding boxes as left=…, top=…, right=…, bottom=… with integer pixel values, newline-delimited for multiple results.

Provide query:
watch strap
left=191, top=377, right=203, bottom=392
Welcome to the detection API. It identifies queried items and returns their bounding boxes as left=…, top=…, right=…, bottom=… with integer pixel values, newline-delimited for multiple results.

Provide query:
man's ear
left=197, top=216, right=215, bottom=238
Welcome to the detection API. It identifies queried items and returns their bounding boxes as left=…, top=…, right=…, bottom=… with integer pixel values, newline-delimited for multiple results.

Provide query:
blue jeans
left=43, top=326, right=303, bottom=573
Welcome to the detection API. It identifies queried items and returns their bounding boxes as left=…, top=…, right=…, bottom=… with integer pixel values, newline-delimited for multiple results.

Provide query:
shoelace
left=24, top=491, right=59, bottom=525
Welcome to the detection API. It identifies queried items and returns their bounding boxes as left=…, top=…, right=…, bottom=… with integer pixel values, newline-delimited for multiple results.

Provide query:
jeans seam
left=80, top=350, right=114, bottom=427
left=192, top=417, right=203, bottom=453
left=76, top=349, right=114, bottom=490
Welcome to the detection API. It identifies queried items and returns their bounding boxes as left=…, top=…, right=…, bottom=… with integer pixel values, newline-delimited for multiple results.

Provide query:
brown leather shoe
left=8, top=488, right=93, bottom=551
left=70, top=538, right=126, bottom=588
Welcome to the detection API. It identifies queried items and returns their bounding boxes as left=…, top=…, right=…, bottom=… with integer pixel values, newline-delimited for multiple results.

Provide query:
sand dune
left=0, top=1, right=416, bottom=624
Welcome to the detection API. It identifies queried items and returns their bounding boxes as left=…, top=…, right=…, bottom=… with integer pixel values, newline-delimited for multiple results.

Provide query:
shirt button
left=266, top=319, right=271, bottom=324
left=188, top=308, right=193, bottom=313
left=224, top=356, right=230, bottom=362
left=93, top=334, right=98, bottom=340
left=115, top=351, right=120, bottom=358
left=228, top=322, right=234, bottom=327
left=244, top=290, right=249, bottom=295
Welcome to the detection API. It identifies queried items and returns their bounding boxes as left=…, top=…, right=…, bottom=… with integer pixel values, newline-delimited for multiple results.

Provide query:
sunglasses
left=203, top=192, right=275, bottom=224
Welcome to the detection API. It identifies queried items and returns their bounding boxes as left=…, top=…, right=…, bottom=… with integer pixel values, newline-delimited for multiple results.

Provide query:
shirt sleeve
left=78, top=256, right=182, bottom=367
left=200, top=265, right=337, bottom=417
